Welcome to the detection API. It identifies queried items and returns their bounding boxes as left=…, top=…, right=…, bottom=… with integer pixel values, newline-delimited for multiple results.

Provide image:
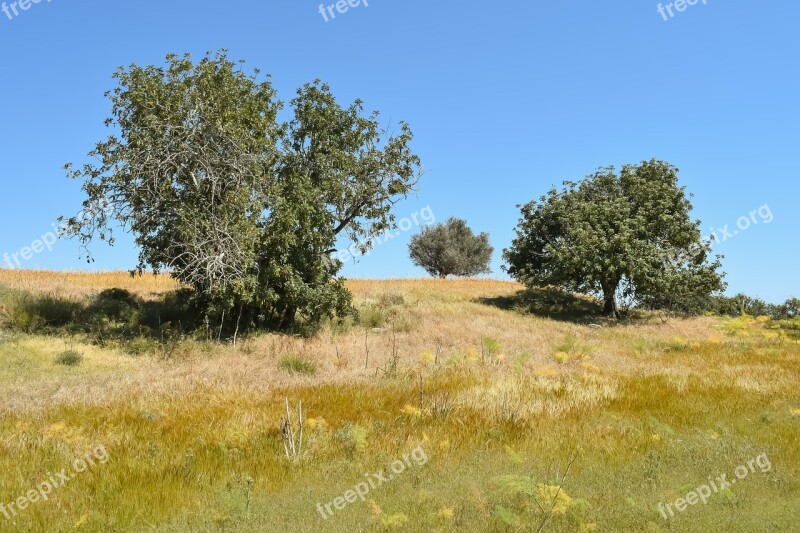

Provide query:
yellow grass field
left=0, top=271, right=798, bottom=532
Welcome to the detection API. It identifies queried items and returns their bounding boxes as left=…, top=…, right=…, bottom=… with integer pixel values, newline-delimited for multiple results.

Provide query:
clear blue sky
left=0, top=0, right=797, bottom=302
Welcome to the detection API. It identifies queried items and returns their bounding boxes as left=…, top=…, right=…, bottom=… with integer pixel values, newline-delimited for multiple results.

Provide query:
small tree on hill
left=408, top=218, right=493, bottom=278
left=503, top=159, right=725, bottom=318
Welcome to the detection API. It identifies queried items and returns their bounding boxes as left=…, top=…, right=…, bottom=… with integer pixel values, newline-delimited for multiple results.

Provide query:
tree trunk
left=280, top=305, right=297, bottom=330
left=601, top=283, right=621, bottom=319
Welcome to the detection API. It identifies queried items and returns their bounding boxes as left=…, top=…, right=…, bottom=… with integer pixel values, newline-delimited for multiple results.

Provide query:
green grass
left=54, top=350, right=83, bottom=366
left=278, top=355, right=318, bottom=376
left=0, top=370, right=797, bottom=531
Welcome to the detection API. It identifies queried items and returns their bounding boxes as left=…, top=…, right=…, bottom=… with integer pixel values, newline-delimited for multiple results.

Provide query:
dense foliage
left=706, top=294, right=800, bottom=319
left=63, top=51, right=421, bottom=330
left=408, top=218, right=493, bottom=278
left=503, top=160, right=726, bottom=317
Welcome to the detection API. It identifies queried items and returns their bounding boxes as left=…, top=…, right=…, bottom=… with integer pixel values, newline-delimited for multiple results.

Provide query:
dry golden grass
left=0, top=273, right=730, bottom=415
left=0, top=269, right=180, bottom=299
left=0, top=271, right=798, bottom=531
left=0, top=269, right=519, bottom=300
left=0, top=272, right=780, bottom=415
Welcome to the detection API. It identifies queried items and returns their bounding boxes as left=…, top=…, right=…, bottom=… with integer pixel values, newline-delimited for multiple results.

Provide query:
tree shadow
left=0, top=284, right=314, bottom=344
left=478, top=287, right=609, bottom=324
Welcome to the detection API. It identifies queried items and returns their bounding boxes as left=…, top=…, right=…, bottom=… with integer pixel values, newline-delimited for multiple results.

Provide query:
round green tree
left=408, top=218, right=493, bottom=278
left=503, top=160, right=725, bottom=317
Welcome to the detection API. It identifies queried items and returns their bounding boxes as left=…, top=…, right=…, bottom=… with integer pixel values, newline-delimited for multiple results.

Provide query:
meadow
left=0, top=271, right=798, bottom=532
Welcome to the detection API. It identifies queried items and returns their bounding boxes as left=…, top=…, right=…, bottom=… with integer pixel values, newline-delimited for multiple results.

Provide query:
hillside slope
left=0, top=272, right=798, bottom=531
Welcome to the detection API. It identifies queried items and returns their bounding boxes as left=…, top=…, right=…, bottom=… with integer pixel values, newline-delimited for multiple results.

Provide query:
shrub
left=481, top=337, right=502, bottom=357
left=278, top=355, right=317, bottom=376
left=139, top=288, right=198, bottom=330
left=663, top=336, right=691, bottom=352
left=122, top=337, right=162, bottom=356
left=554, top=334, right=594, bottom=361
left=389, top=313, right=415, bottom=333
left=85, top=289, right=140, bottom=323
left=55, top=350, right=83, bottom=366
left=328, top=315, right=355, bottom=335
left=0, top=292, right=45, bottom=333
left=334, top=422, right=369, bottom=456
left=378, top=292, right=405, bottom=307
left=702, top=293, right=800, bottom=320
left=0, top=290, right=83, bottom=333
left=359, top=306, right=387, bottom=329
left=783, top=298, right=800, bottom=319
left=32, top=295, right=80, bottom=327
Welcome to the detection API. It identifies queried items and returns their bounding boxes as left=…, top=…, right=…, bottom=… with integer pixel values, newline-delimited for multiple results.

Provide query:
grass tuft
left=278, top=355, right=317, bottom=376
left=54, top=350, right=83, bottom=366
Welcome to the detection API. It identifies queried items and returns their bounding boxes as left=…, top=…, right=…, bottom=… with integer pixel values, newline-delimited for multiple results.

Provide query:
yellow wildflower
left=437, top=507, right=455, bottom=520
left=554, top=351, right=571, bottom=364
left=536, top=484, right=572, bottom=515
left=401, top=405, right=422, bottom=417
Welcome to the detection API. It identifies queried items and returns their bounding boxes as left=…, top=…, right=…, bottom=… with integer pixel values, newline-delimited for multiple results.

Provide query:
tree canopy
left=408, top=218, right=493, bottom=278
left=503, top=160, right=725, bottom=317
left=63, top=51, right=421, bottom=330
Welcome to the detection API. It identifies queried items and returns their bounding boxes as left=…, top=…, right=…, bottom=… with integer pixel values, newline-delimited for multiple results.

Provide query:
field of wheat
left=0, top=270, right=798, bottom=532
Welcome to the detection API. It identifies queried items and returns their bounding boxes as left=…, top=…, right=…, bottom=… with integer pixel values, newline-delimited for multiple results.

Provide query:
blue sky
left=0, top=0, right=797, bottom=302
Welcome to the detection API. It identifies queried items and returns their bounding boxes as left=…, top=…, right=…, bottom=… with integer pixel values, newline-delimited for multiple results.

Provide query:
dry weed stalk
left=534, top=451, right=579, bottom=532
left=279, top=397, right=304, bottom=462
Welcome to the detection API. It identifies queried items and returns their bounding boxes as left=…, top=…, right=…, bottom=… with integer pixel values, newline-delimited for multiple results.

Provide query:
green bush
left=32, top=295, right=80, bottom=327
left=390, top=313, right=415, bottom=333
left=85, top=289, right=140, bottom=323
left=0, top=289, right=82, bottom=333
left=139, top=289, right=198, bottom=330
left=278, top=355, right=317, bottom=376
left=359, top=293, right=414, bottom=332
left=359, top=306, right=387, bottom=329
left=334, top=422, right=369, bottom=457
left=554, top=334, right=594, bottom=359
left=674, top=293, right=800, bottom=320
left=328, top=315, right=355, bottom=335
left=481, top=337, right=502, bottom=357
left=0, top=291, right=45, bottom=333
left=55, top=350, right=83, bottom=366
left=378, top=292, right=405, bottom=307
left=121, top=337, right=162, bottom=356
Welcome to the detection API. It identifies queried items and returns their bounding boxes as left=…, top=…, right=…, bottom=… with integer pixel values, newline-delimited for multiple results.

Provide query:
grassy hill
left=0, top=271, right=798, bottom=531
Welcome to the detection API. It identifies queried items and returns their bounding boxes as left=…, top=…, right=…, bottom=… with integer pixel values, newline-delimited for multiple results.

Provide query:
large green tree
left=63, top=51, right=421, bottom=330
left=503, top=160, right=725, bottom=317
left=408, top=218, right=493, bottom=278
